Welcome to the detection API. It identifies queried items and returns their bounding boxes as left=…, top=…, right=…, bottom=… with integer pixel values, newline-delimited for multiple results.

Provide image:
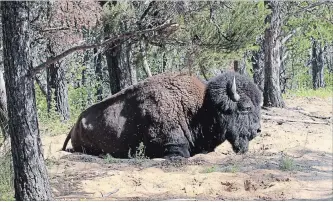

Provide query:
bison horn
left=230, top=76, right=240, bottom=102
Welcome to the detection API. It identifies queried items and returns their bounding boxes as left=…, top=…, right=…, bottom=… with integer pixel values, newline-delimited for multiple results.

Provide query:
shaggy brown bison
left=62, top=71, right=262, bottom=158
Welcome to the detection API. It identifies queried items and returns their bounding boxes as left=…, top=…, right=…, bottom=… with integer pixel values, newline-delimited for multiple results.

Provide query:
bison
left=62, top=71, right=262, bottom=158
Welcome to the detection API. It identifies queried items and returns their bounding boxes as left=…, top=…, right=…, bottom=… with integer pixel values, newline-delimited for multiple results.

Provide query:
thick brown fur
left=62, top=73, right=206, bottom=158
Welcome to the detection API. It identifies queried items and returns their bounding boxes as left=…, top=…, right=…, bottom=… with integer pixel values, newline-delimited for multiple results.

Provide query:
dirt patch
left=42, top=97, right=333, bottom=200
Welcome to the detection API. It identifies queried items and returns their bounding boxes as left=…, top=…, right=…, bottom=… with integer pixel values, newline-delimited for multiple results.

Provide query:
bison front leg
left=160, top=126, right=191, bottom=159
left=163, top=142, right=190, bottom=158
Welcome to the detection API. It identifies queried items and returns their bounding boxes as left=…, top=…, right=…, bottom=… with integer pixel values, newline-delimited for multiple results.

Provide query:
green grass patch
left=103, top=154, right=118, bottom=164
left=284, top=88, right=332, bottom=99
left=279, top=155, right=297, bottom=171
left=201, top=165, right=219, bottom=173
left=221, top=164, right=240, bottom=173
left=39, top=118, right=75, bottom=137
left=201, top=163, right=240, bottom=174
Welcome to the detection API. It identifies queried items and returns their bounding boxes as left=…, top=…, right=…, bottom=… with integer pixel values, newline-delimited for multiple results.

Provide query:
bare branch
left=41, top=27, right=70, bottom=32
left=262, top=115, right=330, bottom=125
left=31, top=22, right=178, bottom=76
left=281, top=51, right=289, bottom=63
left=35, top=76, right=48, bottom=97
left=281, top=27, right=301, bottom=45
left=291, top=1, right=329, bottom=16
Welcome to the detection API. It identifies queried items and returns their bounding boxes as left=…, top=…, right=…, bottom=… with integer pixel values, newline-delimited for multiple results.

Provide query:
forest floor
left=43, top=96, right=333, bottom=201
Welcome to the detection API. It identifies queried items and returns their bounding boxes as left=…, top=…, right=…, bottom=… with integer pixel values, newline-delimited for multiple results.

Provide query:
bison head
left=205, top=72, right=262, bottom=154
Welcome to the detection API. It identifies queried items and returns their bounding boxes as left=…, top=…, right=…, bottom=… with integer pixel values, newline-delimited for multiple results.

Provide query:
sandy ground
left=42, top=97, right=333, bottom=201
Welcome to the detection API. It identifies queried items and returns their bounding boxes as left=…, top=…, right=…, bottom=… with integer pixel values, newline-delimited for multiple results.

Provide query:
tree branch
left=294, top=1, right=328, bottom=15
left=41, top=27, right=70, bottom=32
left=281, top=50, right=289, bottom=63
left=30, top=22, right=178, bottom=76
left=35, top=76, right=48, bottom=97
left=262, top=115, right=330, bottom=125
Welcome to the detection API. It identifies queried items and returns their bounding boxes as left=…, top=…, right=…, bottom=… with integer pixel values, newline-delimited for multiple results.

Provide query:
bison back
left=70, top=73, right=206, bottom=158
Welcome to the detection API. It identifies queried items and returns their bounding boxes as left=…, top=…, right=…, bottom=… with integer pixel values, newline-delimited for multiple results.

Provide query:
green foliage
left=101, top=1, right=270, bottom=81
left=104, top=154, right=118, bottom=164
left=201, top=165, right=218, bottom=173
left=102, top=1, right=136, bottom=33
left=178, top=1, right=268, bottom=52
left=279, top=155, right=297, bottom=171
left=165, top=1, right=269, bottom=76
left=128, top=142, right=148, bottom=160
left=282, top=1, right=333, bottom=91
left=285, top=2, right=333, bottom=45
left=35, top=83, right=74, bottom=136
left=35, top=62, right=104, bottom=137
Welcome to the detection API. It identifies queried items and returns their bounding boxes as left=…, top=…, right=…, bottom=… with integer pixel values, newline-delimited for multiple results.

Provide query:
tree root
left=262, top=115, right=330, bottom=125
left=295, top=110, right=331, bottom=120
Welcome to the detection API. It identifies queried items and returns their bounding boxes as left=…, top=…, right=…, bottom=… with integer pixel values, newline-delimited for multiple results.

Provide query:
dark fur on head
left=199, top=72, right=262, bottom=154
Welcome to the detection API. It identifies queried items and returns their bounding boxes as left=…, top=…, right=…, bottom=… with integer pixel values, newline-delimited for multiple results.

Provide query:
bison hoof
left=63, top=148, right=75, bottom=153
left=164, top=155, right=187, bottom=161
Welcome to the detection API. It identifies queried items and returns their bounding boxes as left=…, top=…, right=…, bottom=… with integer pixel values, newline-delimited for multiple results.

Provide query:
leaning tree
left=1, top=1, right=53, bottom=200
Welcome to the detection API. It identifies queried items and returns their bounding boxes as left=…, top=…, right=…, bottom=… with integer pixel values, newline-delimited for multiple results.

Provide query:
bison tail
left=62, top=127, right=73, bottom=151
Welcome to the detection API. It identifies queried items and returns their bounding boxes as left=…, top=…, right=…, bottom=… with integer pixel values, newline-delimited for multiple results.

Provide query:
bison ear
left=229, top=76, right=240, bottom=102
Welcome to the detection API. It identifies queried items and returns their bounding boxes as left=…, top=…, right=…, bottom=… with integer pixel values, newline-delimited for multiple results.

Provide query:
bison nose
left=257, top=128, right=261, bottom=133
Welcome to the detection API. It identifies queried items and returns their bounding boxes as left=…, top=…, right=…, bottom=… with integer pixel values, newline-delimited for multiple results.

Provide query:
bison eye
left=239, top=105, right=252, bottom=113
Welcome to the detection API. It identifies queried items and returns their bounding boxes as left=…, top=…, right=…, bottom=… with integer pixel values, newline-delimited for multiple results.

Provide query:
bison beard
left=62, top=72, right=262, bottom=158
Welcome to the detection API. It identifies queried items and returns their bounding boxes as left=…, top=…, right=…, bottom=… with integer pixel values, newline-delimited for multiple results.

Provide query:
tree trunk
left=81, top=51, right=93, bottom=107
left=105, top=42, right=137, bottom=94
left=162, top=51, right=167, bottom=73
left=35, top=76, right=48, bottom=98
left=46, top=41, right=70, bottom=121
left=311, top=38, right=325, bottom=89
left=140, top=40, right=152, bottom=77
left=280, top=46, right=288, bottom=93
left=47, top=60, right=70, bottom=121
left=1, top=1, right=53, bottom=200
left=239, top=52, right=248, bottom=75
left=263, top=1, right=285, bottom=108
left=0, top=70, right=8, bottom=137
left=326, top=44, right=333, bottom=73
left=233, top=60, right=239, bottom=72
left=251, top=41, right=265, bottom=92
left=94, top=48, right=103, bottom=101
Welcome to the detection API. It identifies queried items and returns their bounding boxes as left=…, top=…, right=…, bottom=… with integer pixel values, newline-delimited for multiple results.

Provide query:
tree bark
left=94, top=48, right=103, bottom=101
left=239, top=52, right=248, bottom=76
left=103, top=2, right=138, bottom=95
left=251, top=40, right=265, bottom=92
left=46, top=55, right=70, bottom=121
left=280, top=45, right=288, bottom=93
left=311, top=38, right=325, bottom=89
left=105, top=41, right=137, bottom=94
left=45, top=33, right=70, bottom=121
left=1, top=1, right=53, bottom=200
left=233, top=60, right=239, bottom=73
left=263, top=1, right=285, bottom=108
left=162, top=51, right=167, bottom=73
left=0, top=70, right=8, bottom=137
left=326, top=43, right=333, bottom=73
left=140, top=40, right=152, bottom=77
